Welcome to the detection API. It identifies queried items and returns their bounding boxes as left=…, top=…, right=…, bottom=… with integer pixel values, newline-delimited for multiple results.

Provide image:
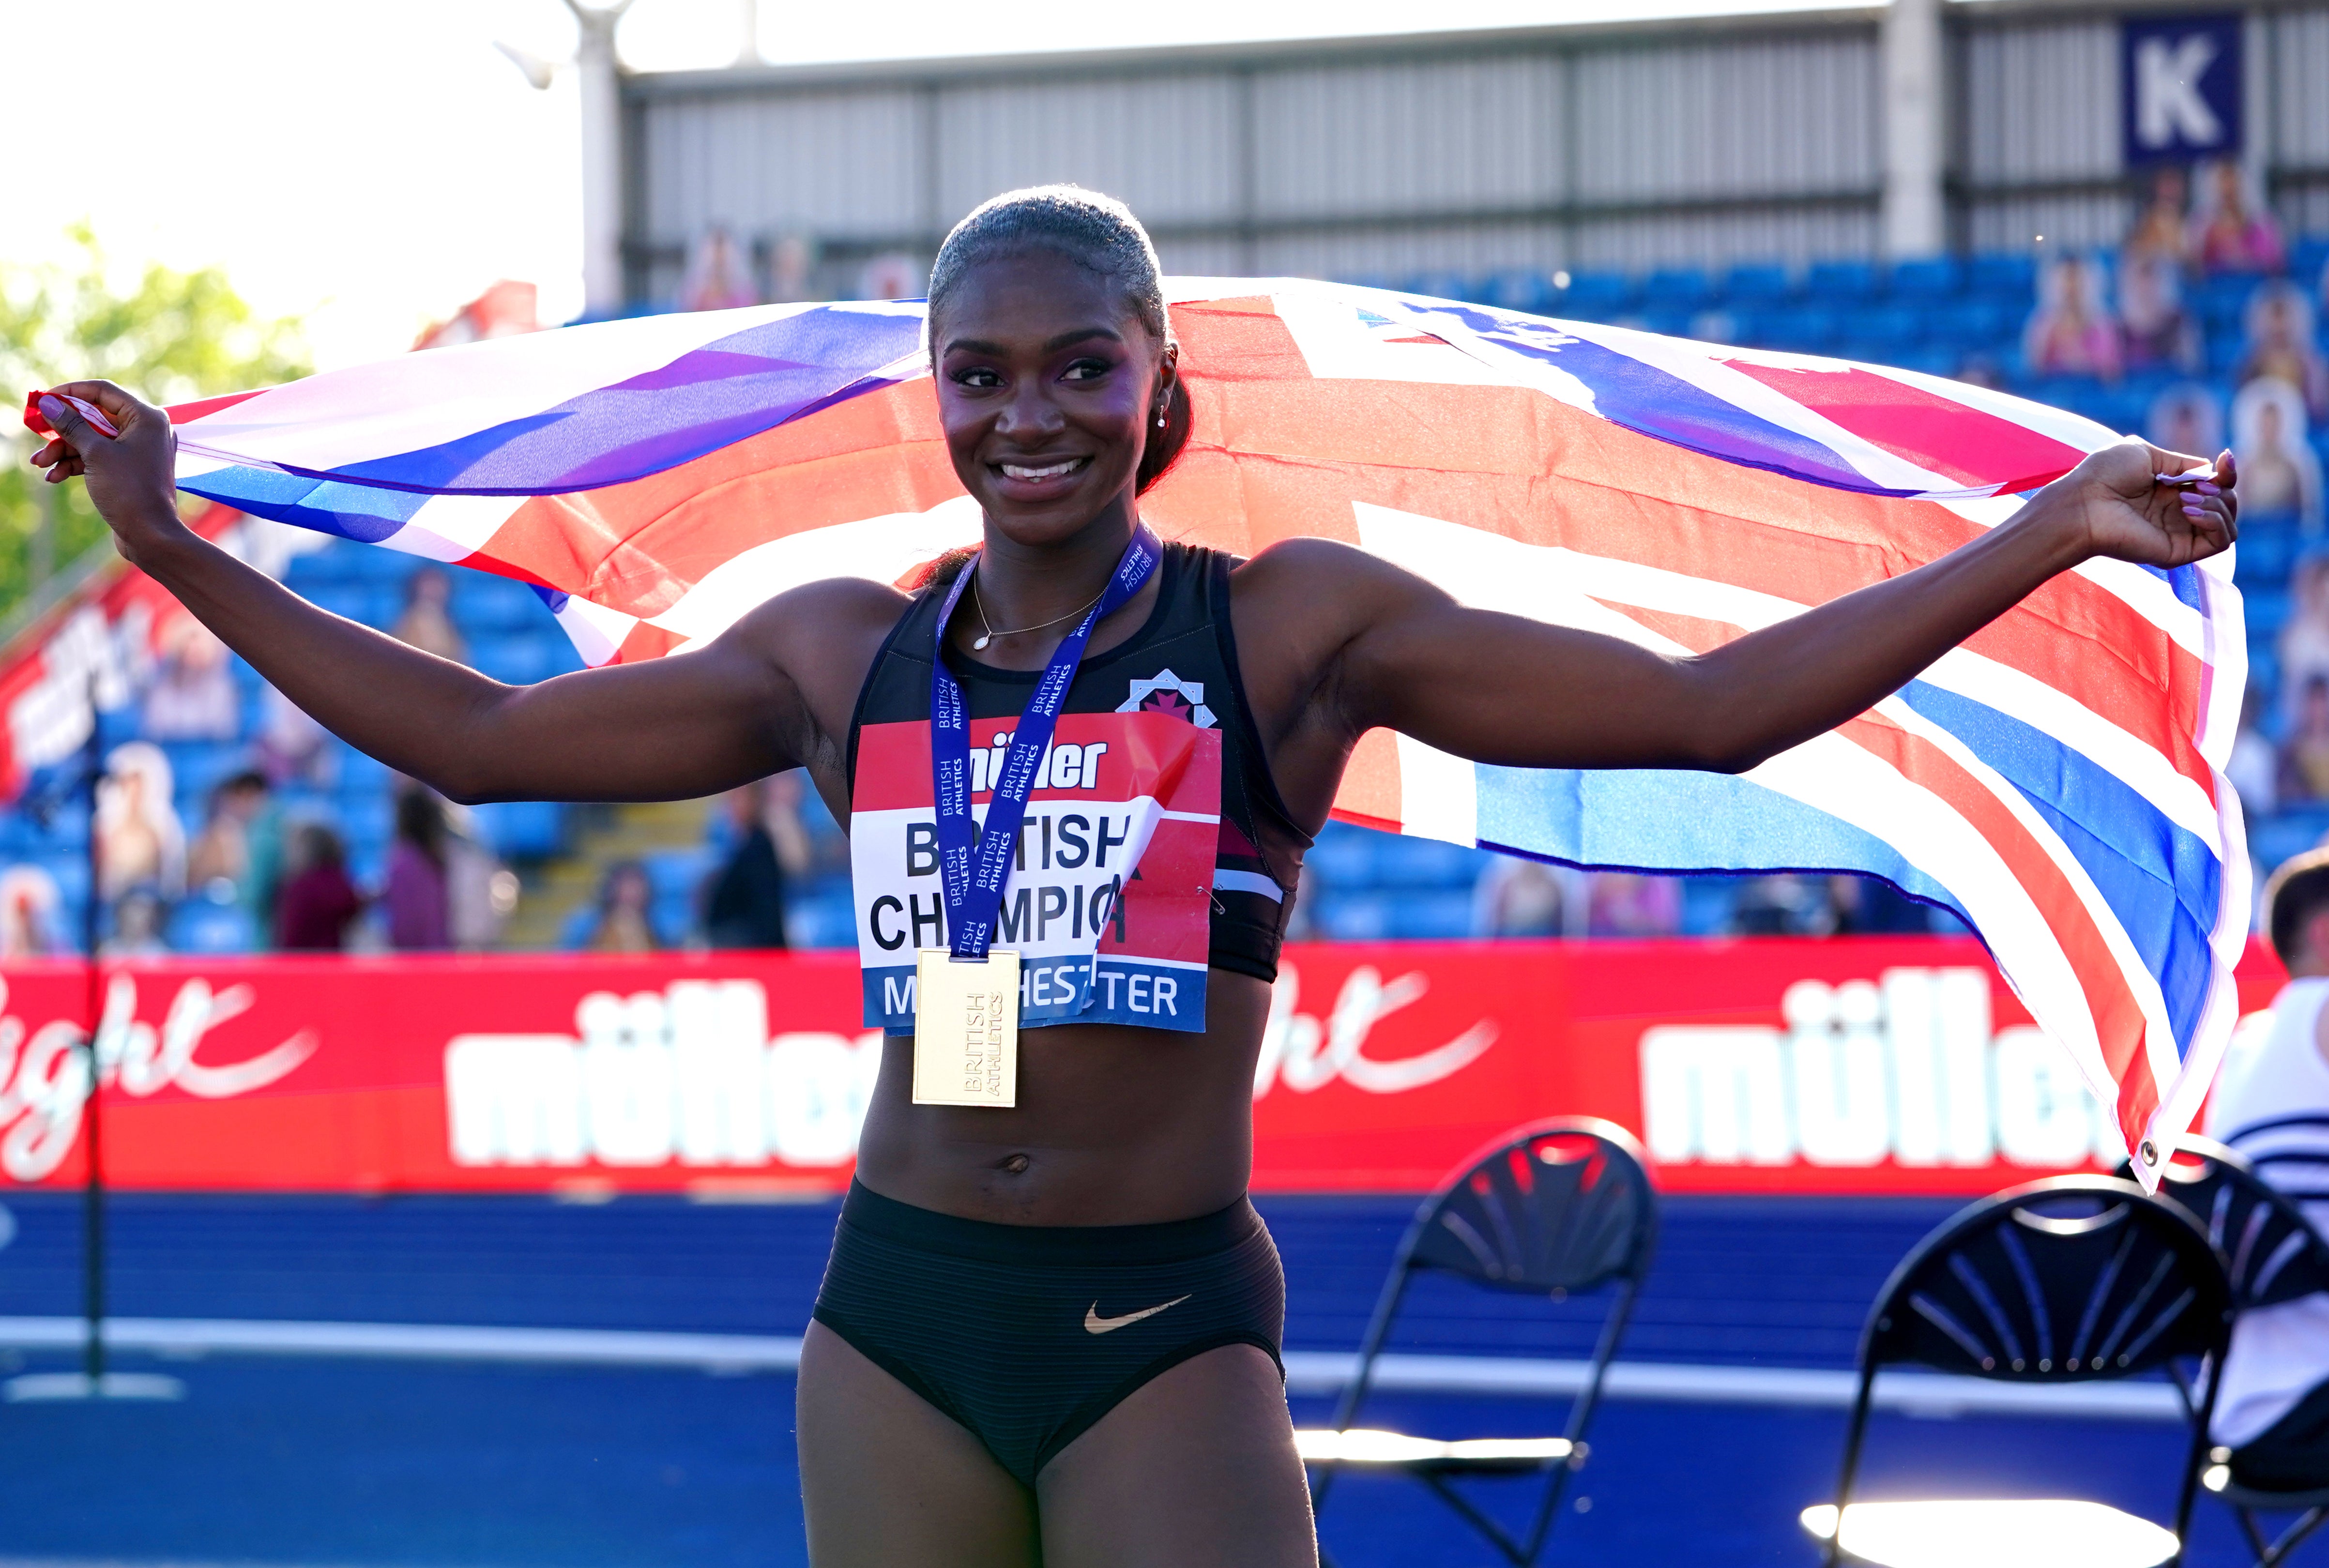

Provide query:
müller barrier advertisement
left=0, top=937, right=2289, bottom=1197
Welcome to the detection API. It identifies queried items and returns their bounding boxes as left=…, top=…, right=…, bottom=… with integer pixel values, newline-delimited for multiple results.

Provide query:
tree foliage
left=0, top=225, right=309, bottom=621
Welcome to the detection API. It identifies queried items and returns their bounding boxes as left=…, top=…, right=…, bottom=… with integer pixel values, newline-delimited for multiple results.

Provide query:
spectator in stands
left=95, top=741, right=184, bottom=904
left=2123, top=165, right=2194, bottom=269
left=185, top=771, right=282, bottom=939
left=101, top=888, right=167, bottom=959
left=383, top=787, right=452, bottom=950
left=583, top=859, right=659, bottom=953
left=0, top=867, right=68, bottom=958
left=2234, top=377, right=2324, bottom=533
left=2116, top=251, right=2201, bottom=373
left=140, top=616, right=239, bottom=741
left=681, top=226, right=759, bottom=313
left=2023, top=255, right=2121, bottom=380
left=390, top=566, right=467, bottom=665
left=2147, top=382, right=2225, bottom=461
left=188, top=772, right=258, bottom=896
left=441, top=802, right=513, bottom=952
left=1586, top=871, right=1681, bottom=937
left=1729, top=873, right=1829, bottom=935
left=2230, top=683, right=2281, bottom=819
left=274, top=822, right=362, bottom=951
left=702, top=774, right=811, bottom=948
left=255, top=684, right=335, bottom=787
left=2237, top=280, right=2329, bottom=422
left=2283, top=676, right=2329, bottom=803
left=2285, top=559, right=2329, bottom=729
left=2200, top=850, right=2329, bottom=1493
left=2195, top=159, right=2287, bottom=275
left=1471, top=855, right=1582, bottom=938
left=1827, top=874, right=1932, bottom=933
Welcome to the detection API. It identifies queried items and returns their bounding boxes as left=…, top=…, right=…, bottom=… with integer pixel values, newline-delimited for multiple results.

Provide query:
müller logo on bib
left=851, top=709, right=1218, bottom=1034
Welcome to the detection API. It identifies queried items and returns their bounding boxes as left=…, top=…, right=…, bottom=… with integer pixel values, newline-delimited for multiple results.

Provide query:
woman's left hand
left=2043, top=440, right=2238, bottom=570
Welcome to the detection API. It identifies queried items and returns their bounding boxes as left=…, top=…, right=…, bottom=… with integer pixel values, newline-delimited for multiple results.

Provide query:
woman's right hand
left=28, top=380, right=188, bottom=569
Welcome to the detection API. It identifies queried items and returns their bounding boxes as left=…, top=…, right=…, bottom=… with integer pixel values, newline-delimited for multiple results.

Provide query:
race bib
left=852, top=710, right=1218, bottom=1033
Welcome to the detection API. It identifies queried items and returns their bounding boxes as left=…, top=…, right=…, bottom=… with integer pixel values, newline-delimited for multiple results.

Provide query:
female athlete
left=33, top=186, right=2236, bottom=1567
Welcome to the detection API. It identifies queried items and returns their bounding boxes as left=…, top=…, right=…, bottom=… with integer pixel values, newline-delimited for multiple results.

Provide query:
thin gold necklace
left=969, top=577, right=1109, bottom=651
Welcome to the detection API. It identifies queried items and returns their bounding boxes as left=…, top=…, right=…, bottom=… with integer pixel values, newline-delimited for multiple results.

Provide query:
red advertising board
left=0, top=937, right=2289, bottom=1196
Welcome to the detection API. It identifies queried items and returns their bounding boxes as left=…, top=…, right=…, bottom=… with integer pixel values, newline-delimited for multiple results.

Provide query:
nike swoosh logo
left=1084, top=1294, right=1191, bottom=1335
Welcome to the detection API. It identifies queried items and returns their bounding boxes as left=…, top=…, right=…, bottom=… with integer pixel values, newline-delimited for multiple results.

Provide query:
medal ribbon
left=930, top=525, right=1162, bottom=961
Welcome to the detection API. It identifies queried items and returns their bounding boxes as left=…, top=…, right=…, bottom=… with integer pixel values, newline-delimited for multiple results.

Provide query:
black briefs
left=810, top=1180, right=1285, bottom=1486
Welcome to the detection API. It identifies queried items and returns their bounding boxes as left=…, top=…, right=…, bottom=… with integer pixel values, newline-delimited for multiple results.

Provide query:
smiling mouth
left=996, top=457, right=1091, bottom=484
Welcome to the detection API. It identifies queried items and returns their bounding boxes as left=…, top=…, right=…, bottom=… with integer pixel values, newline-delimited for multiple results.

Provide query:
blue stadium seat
left=162, top=741, right=248, bottom=806
left=644, top=847, right=717, bottom=902
left=1642, top=266, right=1712, bottom=310
left=1385, top=890, right=1473, bottom=940
left=167, top=900, right=257, bottom=956
left=1371, top=836, right=1484, bottom=890
left=2235, top=526, right=2297, bottom=588
left=2293, top=234, right=2329, bottom=284
left=300, top=583, right=392, bottom=628
left=2248, top=589, right=2295, bottom=640
left=652, top=889, right=695, bottom=942
left=1856, top=304, right=1928, bottom=353
left=1889, top=347, right=1959, bottom=379
left=452, top=573, right=553, bottom=635
left=1318, top=892, right=1392, bottom=942
left=1721, top=262, right=1794, bottom=304
left=1635, top=308, right=1690, bottom=338
left=785, top=888, right=856, bottom=949
left=1931, top=297, right=2013, bottom=350
left=2196, top=274, right=2255, bottom=338
left=1559, top=271, right=1635, bottom=319
left=1405, top=270, right=1470, bottom=304
left=1479, top=269, right=1553, bottom=313
left=38, top=855, right=90, bottom=907
left=469, top=800, right=569, bottom=860
left=1887, top=256, right=1962, bottom=301
left=1966, top=252, right=2037, bottom=300
left=2252, top=809, right=2329, bottom=872
left=1804, top=259, right=1878, bottom=302
left=1762, top=306, right=1842, bottom=351
left=1304, top=823, right=1381, bottom=890
left=470, top=636, right=563, bottom=686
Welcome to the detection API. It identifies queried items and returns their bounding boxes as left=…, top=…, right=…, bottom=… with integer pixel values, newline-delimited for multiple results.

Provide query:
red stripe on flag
left=1834, top=708, right=2162, bottom=1147
left=1714, top=361, right=2091, bottom=493
left=164, top=388, right=269, bottom=426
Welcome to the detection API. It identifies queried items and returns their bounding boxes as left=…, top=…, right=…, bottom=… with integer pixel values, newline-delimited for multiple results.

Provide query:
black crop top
left=845, top=541, right=1310, bottom=984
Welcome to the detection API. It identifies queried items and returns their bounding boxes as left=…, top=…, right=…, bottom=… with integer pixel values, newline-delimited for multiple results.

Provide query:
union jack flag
left=115, top=279, right=2246, bottom=1184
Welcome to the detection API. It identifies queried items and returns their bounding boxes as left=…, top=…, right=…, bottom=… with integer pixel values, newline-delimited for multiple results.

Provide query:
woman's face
left=934, top=248, right=1173, bottom=549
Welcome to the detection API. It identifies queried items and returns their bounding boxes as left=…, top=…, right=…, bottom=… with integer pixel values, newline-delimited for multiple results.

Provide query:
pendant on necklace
left=973, top=634, right=991, bottom=651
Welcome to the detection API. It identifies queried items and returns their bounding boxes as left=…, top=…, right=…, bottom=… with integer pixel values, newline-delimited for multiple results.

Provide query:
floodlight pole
left=79, top=673, right=106, bottom=1385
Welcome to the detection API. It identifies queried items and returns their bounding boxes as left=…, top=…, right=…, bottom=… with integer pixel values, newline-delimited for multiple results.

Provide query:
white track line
left=0, top=1317, right=2182, bottom=1420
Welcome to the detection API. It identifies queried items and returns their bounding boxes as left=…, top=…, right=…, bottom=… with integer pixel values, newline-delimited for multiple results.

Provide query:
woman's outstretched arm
left=1244, top=440, right=2236, bottom=790
left=30, top=381, right=871, bottom=804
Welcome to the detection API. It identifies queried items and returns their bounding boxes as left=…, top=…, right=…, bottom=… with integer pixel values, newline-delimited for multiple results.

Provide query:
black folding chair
left=1301, top=1118, right=1658, bottom=1568
left=1812, top=1175, right=2235, bottom=1568
left=2139, top=1138, right=2329, bottom=1567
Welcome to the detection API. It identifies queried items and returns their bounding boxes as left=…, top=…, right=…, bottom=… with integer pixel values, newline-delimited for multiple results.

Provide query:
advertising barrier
left=0, top=936, right=2288, bottom=1196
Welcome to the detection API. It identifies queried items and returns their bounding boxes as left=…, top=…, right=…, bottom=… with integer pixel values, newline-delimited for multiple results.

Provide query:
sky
left=0, top=0, right=1858, bottom=375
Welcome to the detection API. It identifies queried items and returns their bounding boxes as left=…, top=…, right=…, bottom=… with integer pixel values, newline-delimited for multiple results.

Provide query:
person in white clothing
left=2206, top=849, right=2329, bottom=1490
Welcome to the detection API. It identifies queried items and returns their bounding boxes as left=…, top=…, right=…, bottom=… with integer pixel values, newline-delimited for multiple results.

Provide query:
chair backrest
left=2145, top=1137, right=2329, bottom=1311
left=1399, top=1118, right=1659, bottom=1295
left=1861, top=1176, right=2233, bottom=1380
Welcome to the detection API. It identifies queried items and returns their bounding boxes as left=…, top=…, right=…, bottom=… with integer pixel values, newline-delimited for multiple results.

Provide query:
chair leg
left=1421, top=1472, right=1532, bottom=1567
left=2262, top=1506, right=2329, bottom=1567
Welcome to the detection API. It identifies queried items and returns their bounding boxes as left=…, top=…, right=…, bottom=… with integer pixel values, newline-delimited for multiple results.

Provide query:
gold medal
left=911, top=948, right=1020, bottom=1108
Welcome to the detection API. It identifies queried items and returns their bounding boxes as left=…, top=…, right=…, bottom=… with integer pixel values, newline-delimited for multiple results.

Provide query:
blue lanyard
left=929, top=526, right=1162, bottom=960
